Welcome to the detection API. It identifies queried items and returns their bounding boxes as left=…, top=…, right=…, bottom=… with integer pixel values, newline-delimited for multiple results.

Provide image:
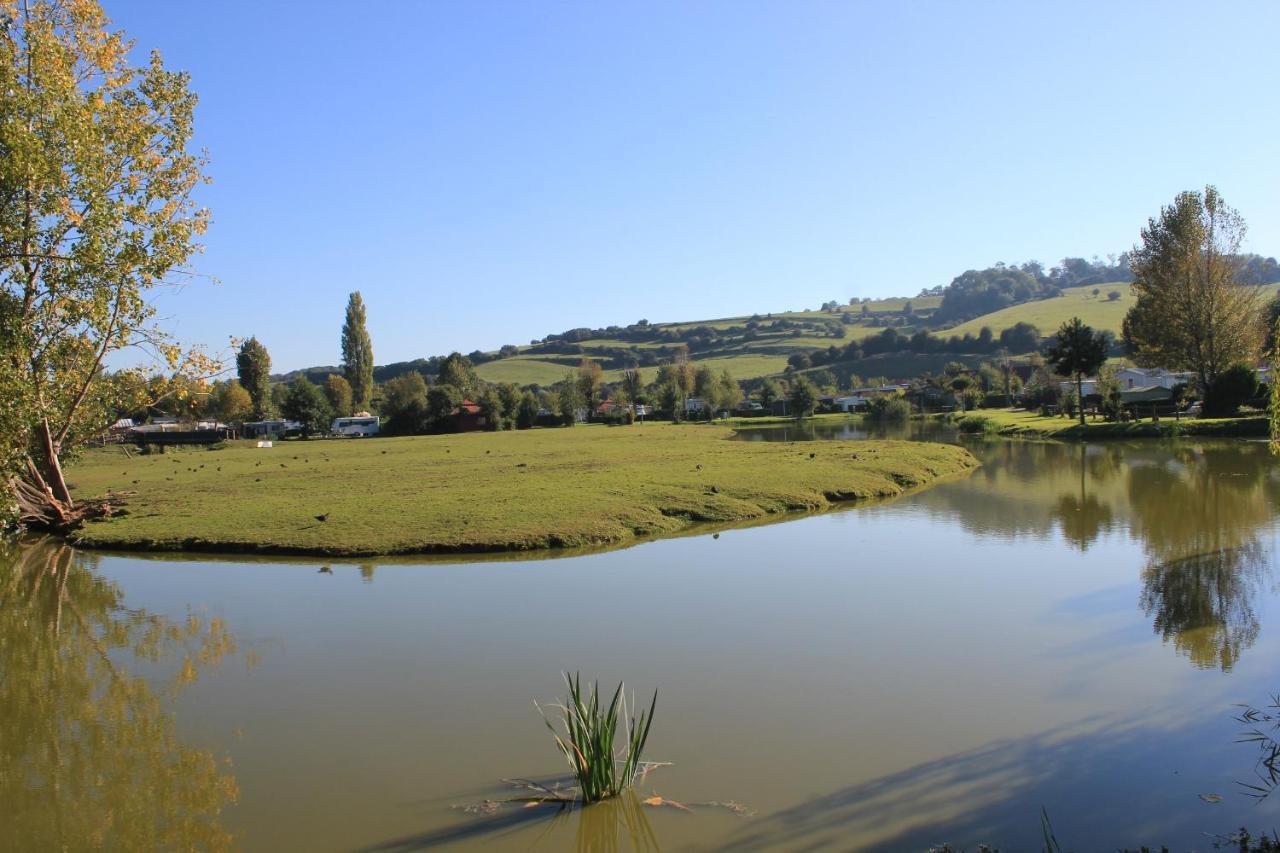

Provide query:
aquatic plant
left=1236, top=695, right=1280, bottom=800
left=538, top=673, right=657, bottom=804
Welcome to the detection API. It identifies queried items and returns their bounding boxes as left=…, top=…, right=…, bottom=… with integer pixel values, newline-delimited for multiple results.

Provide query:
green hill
left=465, top=280, right=1276, bottom=386
left=944, top=283, right=1135, bottom=338
left=287, top=278, right=1277, bottom=389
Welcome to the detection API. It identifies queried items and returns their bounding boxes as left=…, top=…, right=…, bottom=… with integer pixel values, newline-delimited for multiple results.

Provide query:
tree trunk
left=11, top=422, right=121, bottom=533
left=1076, top=373, right=1086, bottom=426
left=37, top=419, right=74, bottom=507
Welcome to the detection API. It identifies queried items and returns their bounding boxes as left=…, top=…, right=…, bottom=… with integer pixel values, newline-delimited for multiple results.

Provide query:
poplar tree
left=341, top=292, right=375, bottom=410
left=236, top=338, right=273, bottom=420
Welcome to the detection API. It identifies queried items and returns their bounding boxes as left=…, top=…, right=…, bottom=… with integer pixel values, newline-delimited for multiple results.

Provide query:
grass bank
left=951, top=408, right=1268, bottom=440
left=718, top=412, right=863, bottom=427
left=67, top=424, right=977, bottom=556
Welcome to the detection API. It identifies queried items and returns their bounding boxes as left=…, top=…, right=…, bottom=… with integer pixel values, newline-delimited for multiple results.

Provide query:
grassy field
left=944, top=282, right=1279, bottom=339
left=955, top=408, right=1269, bottom=440
left=943, top=283, right=1135, bottom=338
left=476, top=357, right=581, bottom=386
left=66, top=425, right=976, bottom=556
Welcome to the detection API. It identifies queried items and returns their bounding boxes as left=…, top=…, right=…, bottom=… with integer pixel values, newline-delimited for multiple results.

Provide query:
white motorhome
left=331, top=416, right=380, bottom=437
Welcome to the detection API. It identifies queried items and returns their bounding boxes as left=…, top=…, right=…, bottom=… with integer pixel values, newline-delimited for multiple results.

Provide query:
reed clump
left=538, top=673, right=657, bottom=804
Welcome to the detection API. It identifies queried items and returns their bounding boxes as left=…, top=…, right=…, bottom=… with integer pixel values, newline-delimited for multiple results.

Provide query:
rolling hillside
left=290, top=281, right=1277, bottom=389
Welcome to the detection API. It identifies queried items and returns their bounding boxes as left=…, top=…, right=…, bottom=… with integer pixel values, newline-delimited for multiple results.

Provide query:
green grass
left=682, top=353, right=791, bottom=380
left=474, top=356, right=582, bottom=386
left=538, top=673, right=656, bottom=804
left=943, top=283, right=1137, bottom=339
left=958, top=407, right=1269, bottom=440
left=66, top=424, right=977, bottom=556
left=942, top=282, right=1280, bottom=340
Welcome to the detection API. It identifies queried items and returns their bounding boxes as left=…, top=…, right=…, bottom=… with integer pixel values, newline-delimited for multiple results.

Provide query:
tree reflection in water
left=0, top=539, right=242, bottom=850
left=1140, top=544, right=1266, bottom=671
left=1128, top=444, right=1278, bottom=671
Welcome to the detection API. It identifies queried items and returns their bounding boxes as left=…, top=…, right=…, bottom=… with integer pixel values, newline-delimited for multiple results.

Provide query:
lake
left=5, top=427, right=1280, bottom=850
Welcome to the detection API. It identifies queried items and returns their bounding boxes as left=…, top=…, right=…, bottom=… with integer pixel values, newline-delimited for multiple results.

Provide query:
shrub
left=865, top=396, right=911, bottom=422
left=958, top=415, right=997, bottom=434
left=1204, top=363, right=1261, bottom=417
left=983, top=392, right=1011, bottom=408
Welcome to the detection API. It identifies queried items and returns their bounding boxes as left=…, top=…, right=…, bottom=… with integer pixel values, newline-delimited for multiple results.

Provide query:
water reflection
left=1140, top=544, right=1266, bottom=671
left=365, top=789, right=660, bottom=853
left=1051, top=445, right=1116, bottom=550
left=738, top=424, right=1280, bottom=672
left=0, top=540, right=241, bottom=850
left=1126, top=444, right=1278, bottom=671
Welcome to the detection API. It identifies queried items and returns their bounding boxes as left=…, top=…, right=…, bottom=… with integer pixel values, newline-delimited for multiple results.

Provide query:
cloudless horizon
left=109, top=0, right=1279, bottom=373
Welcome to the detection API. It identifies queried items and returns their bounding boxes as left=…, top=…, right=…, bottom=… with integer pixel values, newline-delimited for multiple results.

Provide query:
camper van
left=331, top=416, right=380, bottom=437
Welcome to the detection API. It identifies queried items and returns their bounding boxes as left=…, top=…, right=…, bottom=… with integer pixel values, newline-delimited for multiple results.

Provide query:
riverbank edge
left=67, top=432, right=979, bottom=558
left=945, top=410, right=1268, bottom=441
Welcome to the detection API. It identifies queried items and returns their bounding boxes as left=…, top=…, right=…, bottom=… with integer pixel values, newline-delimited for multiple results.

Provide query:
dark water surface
left=6, top=427, right=1280, bottom=850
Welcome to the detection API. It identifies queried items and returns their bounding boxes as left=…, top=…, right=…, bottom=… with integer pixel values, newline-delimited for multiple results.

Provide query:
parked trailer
left=332, top=416, right=380, bottom=437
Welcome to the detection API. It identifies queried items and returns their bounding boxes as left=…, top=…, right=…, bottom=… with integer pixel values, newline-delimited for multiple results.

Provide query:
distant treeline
left=787, top=322, right=1060, bottom=373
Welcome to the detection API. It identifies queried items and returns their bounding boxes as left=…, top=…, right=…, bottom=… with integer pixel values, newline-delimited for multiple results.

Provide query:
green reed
left=538, top=673, right=657, bottom=804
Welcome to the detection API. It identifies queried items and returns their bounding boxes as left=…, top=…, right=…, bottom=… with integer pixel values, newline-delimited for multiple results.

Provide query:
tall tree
left=281, top=376, right=331, bottom=437
left=323, top=374, right=353, bottom=418
left=757, top=378, right=780, bottom=408
left=209, top=380, right=252, bottom=423
left=789, top=376, right=817, bottom=419
left=1123, top=186, right=1262, bottom=392
left=1045, top=317, right=1108, bottom=426
left=708, top=370, right=739, bottom=417
left=436, top=352, right=478, bottom=400
left=621, top=367, right=645, bottom=404
left=2, top=1, right=214, bottom=529
left=236, top=338, right=273, bottom=420
left=341, top=292, right=375, bottom=410
left=576, top=359, right=604, bottom=415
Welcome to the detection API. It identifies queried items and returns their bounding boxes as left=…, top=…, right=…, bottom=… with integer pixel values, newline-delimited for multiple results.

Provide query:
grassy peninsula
left=67, top=424, right=976, bottom=556
left=957, top=408, right=1268, bottom=440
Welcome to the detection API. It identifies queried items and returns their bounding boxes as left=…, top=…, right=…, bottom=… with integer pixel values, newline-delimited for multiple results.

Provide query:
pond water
left=6, top=428, right=1280, bottom=850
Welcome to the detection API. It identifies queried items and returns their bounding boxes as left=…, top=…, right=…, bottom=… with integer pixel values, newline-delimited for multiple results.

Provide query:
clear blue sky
left=109, top=0, right=1279, bottom=373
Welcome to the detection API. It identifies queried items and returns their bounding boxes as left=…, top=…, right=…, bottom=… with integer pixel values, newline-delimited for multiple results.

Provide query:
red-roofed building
left=454, top=400, right=488, bottom=432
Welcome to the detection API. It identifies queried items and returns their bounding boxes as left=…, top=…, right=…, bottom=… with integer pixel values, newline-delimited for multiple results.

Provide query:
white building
left=1116, top=367, right=1194, bottom=390
left=1060, top=367, right=1196, bottom=397
left=833, top=396, right=870, bottom=412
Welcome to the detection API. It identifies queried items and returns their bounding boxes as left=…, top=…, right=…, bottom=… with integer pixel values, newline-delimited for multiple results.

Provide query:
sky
left=105, top=0, right=1280, bottom=373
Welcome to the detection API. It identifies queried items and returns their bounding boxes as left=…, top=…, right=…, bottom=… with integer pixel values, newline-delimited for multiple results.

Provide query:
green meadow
left=67, top=424, right=977, bottom=556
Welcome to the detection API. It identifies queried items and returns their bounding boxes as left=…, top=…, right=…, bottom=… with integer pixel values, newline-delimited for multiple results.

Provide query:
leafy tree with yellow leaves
left=0, top=0, right=214, bottom=529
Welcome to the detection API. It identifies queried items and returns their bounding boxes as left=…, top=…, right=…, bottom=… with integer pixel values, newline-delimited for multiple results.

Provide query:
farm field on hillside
left=943, top=283, right=1135, bottom=338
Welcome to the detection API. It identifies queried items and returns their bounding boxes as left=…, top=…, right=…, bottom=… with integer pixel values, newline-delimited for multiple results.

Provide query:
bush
left=957, top=415, right=997, bottom=434
left=1204, top=363, right=1261, bottom=417
left=865, top=396, right=911, bottom=422
left=983, top=393, right=1011, bottom=408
